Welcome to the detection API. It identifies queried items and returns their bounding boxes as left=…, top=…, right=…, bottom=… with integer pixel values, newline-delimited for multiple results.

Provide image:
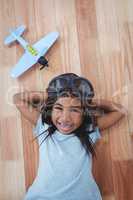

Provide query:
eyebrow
left=54, top=103, right=82, bottom=109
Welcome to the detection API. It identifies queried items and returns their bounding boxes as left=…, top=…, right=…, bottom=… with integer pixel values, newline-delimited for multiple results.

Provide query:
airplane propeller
left=38, top=56, right=48, bottom=70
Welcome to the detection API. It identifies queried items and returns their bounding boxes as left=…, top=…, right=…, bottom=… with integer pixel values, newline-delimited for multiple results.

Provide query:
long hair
left=34, top=73, right=99, bottom=157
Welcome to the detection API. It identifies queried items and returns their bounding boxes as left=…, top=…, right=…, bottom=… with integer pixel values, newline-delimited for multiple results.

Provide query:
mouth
left=56, top=121, right=74, bottom=133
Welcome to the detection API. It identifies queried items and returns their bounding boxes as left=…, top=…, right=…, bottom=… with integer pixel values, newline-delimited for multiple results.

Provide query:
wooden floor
left=0, top=0, right=133, bottom=199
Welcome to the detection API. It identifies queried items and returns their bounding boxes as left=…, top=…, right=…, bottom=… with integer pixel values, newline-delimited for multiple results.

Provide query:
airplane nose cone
left=38, top=56, right=48, bottom=66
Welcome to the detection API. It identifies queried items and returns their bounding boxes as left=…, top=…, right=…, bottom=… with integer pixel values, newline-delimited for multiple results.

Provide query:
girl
left=13, top=73, right=126, bottom=200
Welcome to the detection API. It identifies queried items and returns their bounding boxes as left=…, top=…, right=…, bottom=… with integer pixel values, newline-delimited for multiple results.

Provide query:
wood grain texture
left=112, top=160, right=133, bottom=200
left=0, top=0, right=133, bottom=199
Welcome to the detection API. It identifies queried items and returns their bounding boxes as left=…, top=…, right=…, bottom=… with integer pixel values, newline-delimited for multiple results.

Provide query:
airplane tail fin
left=4, top=25, right=26, bottom=45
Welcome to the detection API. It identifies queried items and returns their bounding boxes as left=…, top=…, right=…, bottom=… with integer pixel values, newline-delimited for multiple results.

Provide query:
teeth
left=58, top=122, right=72, bottom=128
left=60, top=124, right=71, bottom=127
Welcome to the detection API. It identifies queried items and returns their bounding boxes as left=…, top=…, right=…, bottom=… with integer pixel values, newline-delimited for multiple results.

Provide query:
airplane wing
left=10, top=52, right=36, bottom=78
left=33, top=32, right=59, bottom=57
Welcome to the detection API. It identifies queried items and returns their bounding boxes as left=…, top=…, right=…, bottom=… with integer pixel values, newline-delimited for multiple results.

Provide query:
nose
left=61, top=110, right=71, bottom=122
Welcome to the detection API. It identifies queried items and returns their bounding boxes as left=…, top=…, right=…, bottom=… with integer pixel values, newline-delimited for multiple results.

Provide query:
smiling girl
left=13, top=73, right=126, bottom=200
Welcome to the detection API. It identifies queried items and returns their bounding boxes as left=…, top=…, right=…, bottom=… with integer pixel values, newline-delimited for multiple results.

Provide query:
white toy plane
left=4, top=25, right=59, bottom=78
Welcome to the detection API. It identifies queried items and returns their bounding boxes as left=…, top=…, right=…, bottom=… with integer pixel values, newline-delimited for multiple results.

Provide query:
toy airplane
left=4, top=25, right=59, bottom=78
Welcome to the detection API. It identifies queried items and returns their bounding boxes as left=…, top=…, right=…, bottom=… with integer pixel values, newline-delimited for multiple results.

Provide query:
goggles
left=47, top=76, right=94, bottom=102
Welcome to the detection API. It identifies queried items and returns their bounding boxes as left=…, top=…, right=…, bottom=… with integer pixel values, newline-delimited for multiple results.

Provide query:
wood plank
left=93, top=139, right=114, bottom=196
left=112, top=160, right=133, bottom=200
left=75, top=0, right=99, bottom=85
left=109, top=118, right=133, bottom=160
left=0, top=116, right=23, bottom=161
left=0, top=161, right=25, bottom=200
left=21, top=117, right=39, bottom=189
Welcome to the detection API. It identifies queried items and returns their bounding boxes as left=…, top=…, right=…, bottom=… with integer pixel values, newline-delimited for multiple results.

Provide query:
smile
left=57, top=122, right=73, bottom=132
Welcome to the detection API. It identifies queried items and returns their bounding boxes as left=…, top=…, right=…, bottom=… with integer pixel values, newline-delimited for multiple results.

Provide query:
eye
left=70, top=108, right=81, bottom=113
left=53, top=106, right=62, bottom=110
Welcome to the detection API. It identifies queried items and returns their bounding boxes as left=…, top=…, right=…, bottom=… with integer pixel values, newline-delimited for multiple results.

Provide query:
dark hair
left=34, top=73, right=99, bottom=157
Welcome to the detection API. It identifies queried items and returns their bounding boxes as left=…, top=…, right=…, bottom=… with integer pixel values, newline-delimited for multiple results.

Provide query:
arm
left=91, top=99, right=127, bottom=132
left=13, top=91, right=48, bottom=125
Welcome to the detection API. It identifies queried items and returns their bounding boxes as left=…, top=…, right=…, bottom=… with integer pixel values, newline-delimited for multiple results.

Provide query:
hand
left=28, top=91, right=48, bottom=108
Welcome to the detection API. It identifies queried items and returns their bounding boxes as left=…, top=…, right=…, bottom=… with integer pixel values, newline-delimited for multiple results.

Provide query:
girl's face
left=52, top=96, right=83, bottom=134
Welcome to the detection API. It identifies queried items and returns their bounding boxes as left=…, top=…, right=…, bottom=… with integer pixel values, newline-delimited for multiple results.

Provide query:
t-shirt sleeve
left=89, top=127, right=101, bottom=143
left=33, top=114, right=49, bottom=144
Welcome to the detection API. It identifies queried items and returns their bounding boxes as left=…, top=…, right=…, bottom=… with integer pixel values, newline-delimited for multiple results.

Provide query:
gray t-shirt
left=23, top=115, right=102, bottom=200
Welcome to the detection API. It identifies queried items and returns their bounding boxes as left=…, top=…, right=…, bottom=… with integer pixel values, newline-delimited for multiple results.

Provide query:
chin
left=58, top=127, right=76, bottom=134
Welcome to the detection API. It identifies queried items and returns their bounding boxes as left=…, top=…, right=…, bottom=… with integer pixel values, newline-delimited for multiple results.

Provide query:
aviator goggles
left=47, top=76, right=94, bottom=103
